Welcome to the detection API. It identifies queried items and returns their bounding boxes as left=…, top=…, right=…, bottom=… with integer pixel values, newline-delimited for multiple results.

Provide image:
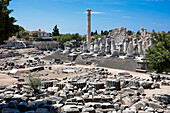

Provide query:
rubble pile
left=0, top=57, right=46, bottom=71
left=0, top=50, right=22, bottom=59
left=54, top=67, right=93, bottom=75
left=0, top=69, right=170, bottom=113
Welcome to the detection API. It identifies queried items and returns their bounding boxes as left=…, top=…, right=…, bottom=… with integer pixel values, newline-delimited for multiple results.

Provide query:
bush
left=64, top=41, right=73, bottom=48
left=146, top=31, right=170, bottom=74
left=27, top=76, right=42, bottom=94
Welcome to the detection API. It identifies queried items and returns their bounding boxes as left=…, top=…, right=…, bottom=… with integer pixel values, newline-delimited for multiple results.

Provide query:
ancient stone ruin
left=0, top=68, right=170, bottom=113
left=83, top=27, right=153, bottom=59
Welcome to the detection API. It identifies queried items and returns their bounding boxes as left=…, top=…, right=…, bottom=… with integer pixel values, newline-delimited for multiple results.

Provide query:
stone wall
left=43, top=52, right=71, bottom=61
left=75, top=56, right=137, bottom=71
left=43, top=53, right=137, bottom=71
left=97, top=57, right=136, bottom=71
left=33, top=41, right=59, bottom=50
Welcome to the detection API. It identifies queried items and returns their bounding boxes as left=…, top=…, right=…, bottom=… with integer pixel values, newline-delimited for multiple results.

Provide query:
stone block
left=17, top=102, right=29, bottom=112
left=0, top=85, right=6, bottom=90
left=8, top=101, right=18, bottom=109
left=153, top=94, right=170, bottom=104
left=140, top=81, right=153, bottom=89
left=149, top=102, right=162, bottom=109
left=122, top=96, right=134, bottom=107
left=35, top=108, right=48, bottom=113
left=1, top=108, right=20, bottom=113
left=106, top=79, right=120, bottom=90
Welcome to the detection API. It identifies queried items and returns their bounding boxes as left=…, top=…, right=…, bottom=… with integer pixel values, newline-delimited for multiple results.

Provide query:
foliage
left=100, top=30, right=110, bottom=35
left=136, top=30, right=141, bottom=37
left=53, top=34, right=71, bottom=45
left=103, top=31, right=109, bottom=35
left=91, top=34, right=104, bottom=42
left=146, top=31, right=170, bottom=74
left=23, top=35, right=31, bottom=40
left=64, top=41, right=73, bottom=48
left=80, top=36, right=86, bottom=42
left=0, top=0, right=20, bottom=44
left=109, top=29, right=113, bottom=32
left=167, top=31, right=170, bottom=35
left=49, top=33, right=52, bottom=37
left=70, top=33, right=83, bottom=41
left=91, top=30, right=98, bottom=36
left=93, top=34, right=104, bottom=38
left=94, top=30, right=98, bottom=35
left=126, top=30, right=133, bottom=36
left=101, top=30, right=104, bottom=35
left=32, top=34, right=38, bottom=38
left=15, top=26, right=25, bottom=38
left=52, top=25, right=59, bottom=36
left=53, top=33, right=83, bottom=47
left=35, top=37, right=43, bottom=41
left=91, top=32, right=94, bottom=36
left=27, top=76, right=42, bottom=94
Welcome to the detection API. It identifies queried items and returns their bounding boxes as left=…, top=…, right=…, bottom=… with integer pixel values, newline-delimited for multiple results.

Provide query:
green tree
left=146, top=31, right=170, bottom=74
left=126, top=30, right=133, bottom=36
left=71, top=33, right=83, bottom=41
left=101, top=30, right=104, bottom=35
left=49, top=33, right=52, bottom=37
left=136, top=30, right=141, bottom=37
left=52, top=25, right=59, bottom=36
left=167, top=31, right=170, bottom=35
left=91, top=32, right=94, bottom=36
left=53, top=33, right=84, bottom=48
left=23, top=34, right=30, bottom=40
left=53, top=34, right=71, bottom=46
left=0, top=0, right=19, bottom=44
left=104, top=31, right=108, bottom=35
left=94, top=30, right=98, bottom=35
left=91, top=34, right=104, bottom=42
left=109, top=29, right=113, bottom=32
left=93, top=34, right=104, bottom=38
left=15, top=26, right=25, bottom=38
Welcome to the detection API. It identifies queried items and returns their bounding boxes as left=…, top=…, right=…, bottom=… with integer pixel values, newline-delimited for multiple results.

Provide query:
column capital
left=87, top=9, right=91, bottom=11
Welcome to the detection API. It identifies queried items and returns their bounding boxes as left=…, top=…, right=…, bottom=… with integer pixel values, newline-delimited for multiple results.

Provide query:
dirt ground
left=0, top=73, right=18, bottom=86
left=0, top=64, right=169, bottom=97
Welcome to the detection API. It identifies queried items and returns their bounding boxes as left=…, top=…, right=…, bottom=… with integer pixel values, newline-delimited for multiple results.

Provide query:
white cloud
left=122, top=16, right=132, bottom=18
left=91, top=12, right=104, bottom=14
left=83, top=12, right=104, bottom=14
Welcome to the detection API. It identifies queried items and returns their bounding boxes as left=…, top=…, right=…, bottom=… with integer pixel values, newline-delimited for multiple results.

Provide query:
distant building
left=25, top=29, right=50, bottom=37
left=82, top=34, right=86, bottom=38
left=91, top=36, right=96, bottom=39
left=8, top=36, right=17, bottom=41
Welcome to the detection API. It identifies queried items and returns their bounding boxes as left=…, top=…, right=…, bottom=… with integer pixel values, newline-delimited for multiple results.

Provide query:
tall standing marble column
left=111, top=39, right=118, bottom=57
left=123, top=39, right=129, bottom=54
left=105, top=38, right=111, bottom=54
left=138, top=40, right=143, bottom=55
left=126, top=41, right=134, bottom=58
left=90, top=42, right=94, bottom=53
left=86, top=9, right=91, bottom=50
left=94, top=39, right=99, bottom=53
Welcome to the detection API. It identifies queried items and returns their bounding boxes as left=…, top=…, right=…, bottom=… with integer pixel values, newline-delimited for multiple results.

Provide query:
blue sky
left=9, top=0, right=170, bottom=34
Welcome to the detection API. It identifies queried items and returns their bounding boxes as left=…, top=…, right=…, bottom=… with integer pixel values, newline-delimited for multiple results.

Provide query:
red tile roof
left=91, top=36, right=96, bottom=39
left=25, top=29, right=46, bottom=33
left=31, top=30, right=46, bottom=33
left=25, top=30, right=30, bottom=33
